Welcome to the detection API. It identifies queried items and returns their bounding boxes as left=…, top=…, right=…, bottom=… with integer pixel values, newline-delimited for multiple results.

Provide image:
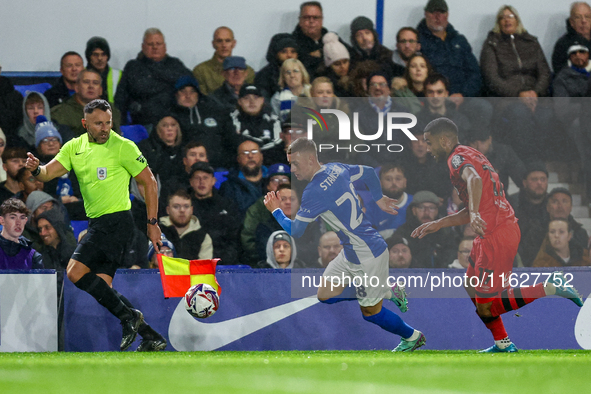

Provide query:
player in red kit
left=412, top=118, right=584, bottom=352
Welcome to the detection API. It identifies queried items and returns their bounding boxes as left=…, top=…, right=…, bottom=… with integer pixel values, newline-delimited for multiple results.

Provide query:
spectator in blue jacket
left=219, top=140, right=267, bottom=216
left=417, top=0, right=482, bottom=100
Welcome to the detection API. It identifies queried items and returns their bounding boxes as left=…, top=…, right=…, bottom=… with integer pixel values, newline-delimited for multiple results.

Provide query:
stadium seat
left=121, top=125, right=149, bottom=144
left=70, top=220, right=89, bottom=240
left=14, top=83, right=52, bottom=97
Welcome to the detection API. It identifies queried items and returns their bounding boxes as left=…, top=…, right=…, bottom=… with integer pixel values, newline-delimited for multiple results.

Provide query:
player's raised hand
left=376, top=195, right=399, bottom=216
left=25, top=152, right=40, bottom=171
left=411, top=220, right=442, bottom=239
left=470, top=212, right=487, bottom=237
left=264, top=191, right=281, bottom=213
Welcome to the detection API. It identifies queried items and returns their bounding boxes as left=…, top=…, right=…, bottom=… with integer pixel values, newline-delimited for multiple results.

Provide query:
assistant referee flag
left=157, top=256, right=221, bottom=298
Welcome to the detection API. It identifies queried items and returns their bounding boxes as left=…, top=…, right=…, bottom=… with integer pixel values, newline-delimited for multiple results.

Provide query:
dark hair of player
left=424, top=117, right=458, bottom=137
left=0, top=198, right=30, bottom=217
left=287, top=137, right=317, bottom=156
left=84, top=99, right=112, bottom=114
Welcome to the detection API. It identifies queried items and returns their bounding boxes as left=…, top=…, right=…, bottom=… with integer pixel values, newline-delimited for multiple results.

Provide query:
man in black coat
left=188, top=162, right=241, bottom=265
left=115, top=28, right=193, bottom=127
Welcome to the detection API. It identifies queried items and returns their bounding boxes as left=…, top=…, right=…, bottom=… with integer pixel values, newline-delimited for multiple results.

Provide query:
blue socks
left=318, top=285, right=357, bottom=304
left=363, top=307, right=414, bottom=339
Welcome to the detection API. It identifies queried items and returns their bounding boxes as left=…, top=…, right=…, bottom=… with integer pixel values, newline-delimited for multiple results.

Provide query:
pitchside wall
left=0, top=0, right=571, bottom=72
left=2, top=268, right=590, bottom=352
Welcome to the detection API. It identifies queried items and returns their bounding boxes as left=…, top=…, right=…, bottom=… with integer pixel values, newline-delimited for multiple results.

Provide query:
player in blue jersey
left=264, top=138, right=425, bottom=352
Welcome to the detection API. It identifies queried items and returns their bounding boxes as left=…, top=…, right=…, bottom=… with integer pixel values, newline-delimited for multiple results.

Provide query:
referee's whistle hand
left=26, top=152, right=40, bottom=170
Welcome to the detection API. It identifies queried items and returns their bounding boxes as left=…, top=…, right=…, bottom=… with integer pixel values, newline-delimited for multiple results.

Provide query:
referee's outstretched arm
left=25, top=153, right=68, bottom=182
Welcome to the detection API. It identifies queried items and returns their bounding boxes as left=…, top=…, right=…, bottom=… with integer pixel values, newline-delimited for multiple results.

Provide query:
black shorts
left=72, top=210, right=135, bottom=277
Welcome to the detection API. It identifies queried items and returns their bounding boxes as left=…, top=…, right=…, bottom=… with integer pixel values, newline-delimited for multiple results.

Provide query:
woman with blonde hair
left=480, top=5, right=551, bottom=98
left=271, top=58, right=311, bottom=121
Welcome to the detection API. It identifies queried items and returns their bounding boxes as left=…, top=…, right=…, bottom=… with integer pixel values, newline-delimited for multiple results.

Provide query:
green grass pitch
left=1, top=350, right=590, bottom=393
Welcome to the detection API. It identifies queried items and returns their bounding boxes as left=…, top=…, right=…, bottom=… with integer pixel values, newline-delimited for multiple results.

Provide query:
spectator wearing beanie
left=319, top=32, right=353, bottom=97
left=85, top=36, right=122, bottom=103
left=254, top=33, right=300, bottom=100
left=349, top=16, right=405, bottom=79
left=35, top=116, right=63, bottom=161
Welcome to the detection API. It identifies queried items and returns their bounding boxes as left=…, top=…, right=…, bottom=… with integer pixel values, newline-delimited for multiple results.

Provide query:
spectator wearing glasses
left=480, top=5, right=551, bottom=98
left=552, top=2, right=591, bottom=73
left=219, top=140, right=267, bottom=215
left=292, top=1, right=327, bottom=78
left=271, top=59, right=311, bottom=122
left=392, top=27, right=422, bottom=68
left=392, top=191, right=456, bottom=268
left=241, top=164, right=290, bottom=266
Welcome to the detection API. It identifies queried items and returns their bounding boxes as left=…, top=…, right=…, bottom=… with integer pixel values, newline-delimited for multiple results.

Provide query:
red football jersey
left=447, top=145, right=516, bottom=234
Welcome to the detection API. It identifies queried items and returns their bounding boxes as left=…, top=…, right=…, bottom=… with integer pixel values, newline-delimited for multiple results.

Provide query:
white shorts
left=322, top=249, right=391, bottom=307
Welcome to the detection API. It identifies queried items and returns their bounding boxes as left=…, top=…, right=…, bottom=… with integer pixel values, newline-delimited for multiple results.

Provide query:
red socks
left=485, top=316, right=508, bottom=341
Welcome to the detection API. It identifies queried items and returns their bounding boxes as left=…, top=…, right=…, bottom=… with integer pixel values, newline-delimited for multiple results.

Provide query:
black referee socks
left=73, top=272, right=133, bottom=321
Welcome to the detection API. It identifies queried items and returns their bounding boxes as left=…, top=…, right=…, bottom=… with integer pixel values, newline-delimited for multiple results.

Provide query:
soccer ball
left=184, top=283, right=220, bottom=319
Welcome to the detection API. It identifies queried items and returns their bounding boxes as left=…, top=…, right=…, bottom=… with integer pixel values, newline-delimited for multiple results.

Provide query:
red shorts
left=465, top=220, right=520, bottom=303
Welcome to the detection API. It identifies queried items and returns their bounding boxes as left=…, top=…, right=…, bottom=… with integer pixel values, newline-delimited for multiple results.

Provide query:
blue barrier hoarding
left=63, top=268, right=591, bottom=352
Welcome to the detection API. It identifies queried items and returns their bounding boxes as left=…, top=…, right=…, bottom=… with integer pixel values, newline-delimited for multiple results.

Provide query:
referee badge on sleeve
left=97, top=167, right=107, bottom=180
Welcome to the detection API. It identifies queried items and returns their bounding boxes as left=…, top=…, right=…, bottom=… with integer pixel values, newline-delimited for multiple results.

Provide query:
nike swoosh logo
left=75, top=152, right=84, bottom=155
left=379, top=219, right=389, bottom=226
left=168, top=297, right=319, bottom=351
left=574, top=292, right=590, bottom=349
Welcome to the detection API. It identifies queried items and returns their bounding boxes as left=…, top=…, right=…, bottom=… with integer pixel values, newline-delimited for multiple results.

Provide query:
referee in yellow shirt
left=26, top=99, right=166, bottom=352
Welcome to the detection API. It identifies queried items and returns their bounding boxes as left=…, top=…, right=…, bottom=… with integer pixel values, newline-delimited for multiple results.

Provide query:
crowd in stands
left=1, top=0, right=591, bottom=271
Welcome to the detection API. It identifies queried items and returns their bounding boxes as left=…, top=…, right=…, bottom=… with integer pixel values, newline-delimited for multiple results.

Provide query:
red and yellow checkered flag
left=156, top=255, right=221, bottom=298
